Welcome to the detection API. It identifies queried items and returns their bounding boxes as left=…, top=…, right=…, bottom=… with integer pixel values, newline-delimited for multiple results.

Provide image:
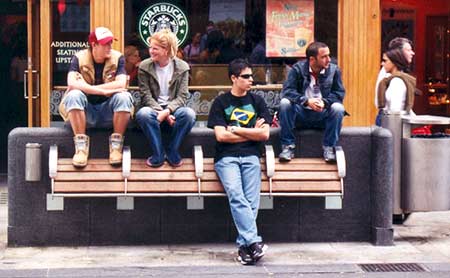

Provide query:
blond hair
left=149, top=29, right=178, bottom=58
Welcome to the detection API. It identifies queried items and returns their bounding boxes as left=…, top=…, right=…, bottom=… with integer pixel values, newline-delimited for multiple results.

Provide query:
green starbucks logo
left=138, top=3, right=189, bottom=47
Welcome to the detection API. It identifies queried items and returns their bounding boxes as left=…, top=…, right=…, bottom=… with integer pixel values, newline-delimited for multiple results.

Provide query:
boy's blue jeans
left=135, top=106, right=196, bottom=165
left=215, top=155, right=262, bottom=247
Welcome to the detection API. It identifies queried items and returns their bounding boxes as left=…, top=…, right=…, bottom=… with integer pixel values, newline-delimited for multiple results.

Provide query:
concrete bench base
left=8, top=126, right=393, bottom=246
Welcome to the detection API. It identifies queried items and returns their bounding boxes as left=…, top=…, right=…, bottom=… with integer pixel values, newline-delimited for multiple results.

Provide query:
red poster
left=266, top=0, right=314, bottom=57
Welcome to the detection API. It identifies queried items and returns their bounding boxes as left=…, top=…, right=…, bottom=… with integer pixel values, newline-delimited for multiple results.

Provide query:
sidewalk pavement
left=0, top=174, right=449, bottom=276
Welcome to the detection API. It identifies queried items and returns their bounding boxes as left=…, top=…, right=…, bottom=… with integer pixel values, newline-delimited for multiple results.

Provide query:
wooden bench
left=48, top=145, right=346, bottom=210
left=9, top=126, right=395, bottom=245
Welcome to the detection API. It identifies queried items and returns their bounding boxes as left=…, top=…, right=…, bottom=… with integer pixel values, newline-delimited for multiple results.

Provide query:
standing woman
left=376, top=47, right=416, bottom=124
left=136, top=29, right=196, bottom=167
left=375, top=37, right=415, bottom=107
left=374, top=37, right=415, bottom=125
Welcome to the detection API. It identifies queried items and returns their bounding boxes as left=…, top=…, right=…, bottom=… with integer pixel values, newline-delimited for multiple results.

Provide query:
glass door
left=425, top=15, right=449, bottom=117
left=25, top=0, right=41, bottom=127
left=49, top=0, right=90, bottom=124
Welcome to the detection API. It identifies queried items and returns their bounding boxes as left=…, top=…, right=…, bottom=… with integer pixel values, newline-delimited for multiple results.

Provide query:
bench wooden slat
left=55, top=171, right=208, bottom=181
left=59, top=157, right=328, bottom=164
left=275, top=163, right=337, bottom=171
left=53, top=180, right=341, bottom=193
left=54, top=181, right=223, bottom=193
left=58, top=164, right=123, bottom=172
left=58, top=158, right=337, bottom=172
left=55, top=170, right=339, bottom=182
left=272, top=171, right=339, bottom=180
left=58, top=158, right=210, bottom=165
left=264, top=181, right=341, bottom=192
left=58, top=158, right=121, bottom=165
left=123, top=162, right=337, bottom=172
left=57, top=163, right=336, bottom=172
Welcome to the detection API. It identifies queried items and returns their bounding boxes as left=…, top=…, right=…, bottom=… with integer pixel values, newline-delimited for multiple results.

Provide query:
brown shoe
left=72, top=134, right=89, bottom=167
left=109, top=133, right=124, bottom=165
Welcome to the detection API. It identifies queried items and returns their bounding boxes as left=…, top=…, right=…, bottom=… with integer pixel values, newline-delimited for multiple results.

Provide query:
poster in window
left=266, top=0, right=314, bottom=57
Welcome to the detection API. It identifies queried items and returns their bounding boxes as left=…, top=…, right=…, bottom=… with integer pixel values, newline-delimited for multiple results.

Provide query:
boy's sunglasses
left=239, top=74, right=253, bottom=79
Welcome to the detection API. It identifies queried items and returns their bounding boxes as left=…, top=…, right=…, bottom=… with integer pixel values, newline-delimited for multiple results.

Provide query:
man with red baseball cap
left=59, top=27, right=133, bottom=167
left=88, top=26, right=116, bottom=45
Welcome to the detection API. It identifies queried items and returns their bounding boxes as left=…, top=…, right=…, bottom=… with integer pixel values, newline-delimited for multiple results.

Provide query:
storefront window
left=124, top=0, right=337, bottom=85
left=51, top=0, right=90, bottom=86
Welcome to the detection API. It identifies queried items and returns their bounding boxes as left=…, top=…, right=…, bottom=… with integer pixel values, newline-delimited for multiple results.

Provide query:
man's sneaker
left=279, top=145, right=295, bottom=162
left=237, top=246, right=254, bottom=265
left=323, top=146, right=336, bottom=163
left=109, top=133, right=124, bottom=166
left=72, top=134, right=89, bottom=168
left=248, top=242, right=268, bottom=262
left=257, top=242, right=269, bottom=253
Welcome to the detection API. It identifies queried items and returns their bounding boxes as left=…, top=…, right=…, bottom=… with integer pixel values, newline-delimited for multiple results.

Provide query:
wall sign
left=138, top=2, right=189, bottom=47
left=51, top=40, right=89, bottom=73
left=266, top=0, right=314, bottom=57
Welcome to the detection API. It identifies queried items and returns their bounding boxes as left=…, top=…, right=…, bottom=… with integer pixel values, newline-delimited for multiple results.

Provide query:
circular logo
left=138, top=3, right=189, bottom=47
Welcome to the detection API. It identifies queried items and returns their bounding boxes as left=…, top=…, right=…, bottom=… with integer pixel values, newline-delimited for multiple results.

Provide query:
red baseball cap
left=88, top=27, right=116, bottom=45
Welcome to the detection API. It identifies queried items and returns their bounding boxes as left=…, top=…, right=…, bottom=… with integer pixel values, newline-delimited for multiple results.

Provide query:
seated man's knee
left=64, top=89, right=87, bottom=110
left=330, top=102, right=345, bottom=116
left=64, top=89, right=85, bottom=102
left=181, top=107, right=196, bottom=122
left=279, top=98, right=293, bottom=111
left=111, top=92, right=133, bottom=109
left=173, top=107, right=196, bottom=129
left=136, top=107, right=157, bottom=122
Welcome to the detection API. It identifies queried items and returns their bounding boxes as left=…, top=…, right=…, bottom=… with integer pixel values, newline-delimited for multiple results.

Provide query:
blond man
left=136, top=29, right=196, bottom=167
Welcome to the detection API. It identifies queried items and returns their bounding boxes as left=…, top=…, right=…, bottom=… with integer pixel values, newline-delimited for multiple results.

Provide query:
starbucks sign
left=138, top=3, right=189, bottom=47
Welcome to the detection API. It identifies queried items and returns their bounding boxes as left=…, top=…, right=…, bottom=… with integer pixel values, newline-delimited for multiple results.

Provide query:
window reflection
left=124, top=0, right=337, bottom=85
left=51, top=0, right=90, bottom=86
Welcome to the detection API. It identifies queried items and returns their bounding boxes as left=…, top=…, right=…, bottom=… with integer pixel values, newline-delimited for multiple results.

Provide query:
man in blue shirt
left=278, top=42, right=346, bottom=163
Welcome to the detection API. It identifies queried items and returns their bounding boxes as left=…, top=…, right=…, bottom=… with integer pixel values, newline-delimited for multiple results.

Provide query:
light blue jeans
left=214, top=155, right=262, bottom=247
left=278, top=98, right=345, bottom=147
left=135, top=106, right=196, bottom=165
left=63, top=89, right=133, bottom=128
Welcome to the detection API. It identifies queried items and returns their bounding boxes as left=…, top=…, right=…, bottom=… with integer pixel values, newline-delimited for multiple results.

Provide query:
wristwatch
left=230, top=126, right=237, bottom=133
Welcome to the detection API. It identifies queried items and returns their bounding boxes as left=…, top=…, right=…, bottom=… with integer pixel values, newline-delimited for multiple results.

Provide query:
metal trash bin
left=401, top=115, right=450, bottom=212
left=25, top=143, right=42, bottom=181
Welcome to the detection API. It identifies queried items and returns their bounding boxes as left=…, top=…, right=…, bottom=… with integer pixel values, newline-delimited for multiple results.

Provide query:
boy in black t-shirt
left=207, top=59, right=271, bottom=265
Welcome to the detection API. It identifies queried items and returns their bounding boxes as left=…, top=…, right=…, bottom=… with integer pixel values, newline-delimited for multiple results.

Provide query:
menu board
left=266, top=0, right=314, bottom=57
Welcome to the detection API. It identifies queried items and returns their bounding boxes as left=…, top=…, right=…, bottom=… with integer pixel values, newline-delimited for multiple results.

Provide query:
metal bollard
left=25, top=143, right=42, bottom=181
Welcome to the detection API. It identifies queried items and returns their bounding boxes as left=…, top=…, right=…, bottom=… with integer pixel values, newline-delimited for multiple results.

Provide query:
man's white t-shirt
left=155, top=61, right=174, bottom=106
left=305, top=67, right=324, bottom=100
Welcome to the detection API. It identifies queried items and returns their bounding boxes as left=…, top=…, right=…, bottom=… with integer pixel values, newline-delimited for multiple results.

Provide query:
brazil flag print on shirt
left=225, top=104, right=257, bottom=127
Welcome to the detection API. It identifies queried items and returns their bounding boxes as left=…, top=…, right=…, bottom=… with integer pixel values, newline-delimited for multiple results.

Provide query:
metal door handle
left=24, top=70, right=40, bottom=99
